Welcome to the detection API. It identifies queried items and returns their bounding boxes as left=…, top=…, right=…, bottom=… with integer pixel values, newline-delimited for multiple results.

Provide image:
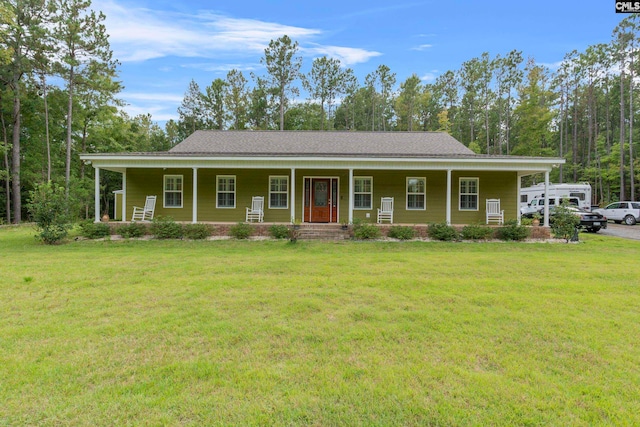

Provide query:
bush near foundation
left=184, top=223, right=213, bottom=240
left=427, top=222, right=459, bottom=241
left=150, top=217, right=183, bottom=239
left=118, top=222, right=147, bottom=238
left=496, top=220, right=530, bottom=241
left=229, top=222, right=254, bottom=239
left=79, top=220, right=111, bottom=239
left=461, top=224, right=494, bottom=240
left=387, top=225, right=416, bottom=240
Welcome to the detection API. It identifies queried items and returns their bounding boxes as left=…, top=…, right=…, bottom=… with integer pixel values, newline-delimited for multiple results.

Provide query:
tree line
left=2, top=2, right=639, bottom=224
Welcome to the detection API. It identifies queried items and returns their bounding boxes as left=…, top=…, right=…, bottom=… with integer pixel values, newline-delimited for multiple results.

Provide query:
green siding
left=124, top=168, right=518, bottom=224
left=451, top=171, right=518, bottom=224
left=352, top=170, right=447, bottom=223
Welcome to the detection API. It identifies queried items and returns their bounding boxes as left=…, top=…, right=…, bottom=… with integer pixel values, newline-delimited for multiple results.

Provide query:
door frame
left=302, top=176, right=340, bottom=223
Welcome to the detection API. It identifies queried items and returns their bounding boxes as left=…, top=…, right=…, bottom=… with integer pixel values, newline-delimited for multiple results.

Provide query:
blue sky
left=92, top=0, right=625, bottom=124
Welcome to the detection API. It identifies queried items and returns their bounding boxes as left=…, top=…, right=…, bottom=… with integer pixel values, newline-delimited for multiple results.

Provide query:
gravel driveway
left=598, top=223, right=640, bottom=240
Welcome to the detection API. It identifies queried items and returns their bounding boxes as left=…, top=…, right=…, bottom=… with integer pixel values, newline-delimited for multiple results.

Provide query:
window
left=164, top=175, right=183, bottom=208
left=459, top=178, right=478, bottom=211
left=406, top=177, right=426, bottom=210
left=354, top=177, right=372, bottom=209
left=521, top=195, right=528, bottom=203
left=217, top=175, right=236, bottom=208
left=269, top=176, right=288, bottom=209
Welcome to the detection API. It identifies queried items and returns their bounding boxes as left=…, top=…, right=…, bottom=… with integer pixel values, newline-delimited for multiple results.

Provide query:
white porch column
left=446, top=169, right=452, bottom=225
left=516, top=174, right=521, bottom=224
left=543, top=171, right=550, bottom=227
left=192, top=168, right=198, bottom=223
left=122, top=171, right=127, bottom=221
left=290, top=168, right=296, bottom=223
left=348, top=168, right=354, bottom=223
left=94, top=167, right=101, bottom=223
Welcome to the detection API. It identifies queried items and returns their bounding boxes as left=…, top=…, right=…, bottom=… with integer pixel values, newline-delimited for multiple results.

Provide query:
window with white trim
left=269, top=176, right=288, bottom=209
left=217, top=175, right=236, bottom=208
left=163, top=175, right=183, bottom=208
left=354, top=177, right=372, bottom=209
left=406, top=177, right=426, bottom=210
left=459, top=178, right=479, bottom=211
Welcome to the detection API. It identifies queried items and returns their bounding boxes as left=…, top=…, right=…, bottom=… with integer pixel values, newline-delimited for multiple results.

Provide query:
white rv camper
left=520, top=182, right=592, bottom=211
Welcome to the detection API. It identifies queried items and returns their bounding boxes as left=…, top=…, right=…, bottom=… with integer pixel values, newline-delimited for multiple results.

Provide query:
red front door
left=304, top=178, right=338, bottom=223
left=312, top=179, right=331, bottom=222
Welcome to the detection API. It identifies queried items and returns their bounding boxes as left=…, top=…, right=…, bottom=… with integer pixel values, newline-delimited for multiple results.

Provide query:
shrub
left=26, top=183, right=73, bottom=244
left=387, top=225, right=416, bottom=240
left=550, top=204, right=581, bottom=242
left=497, top=220, right=530, bottom=241
left=79, top=220, right=111, bottom=239
left=268, top=224, right=290, bottom=239
left=352, top=220, right=381, bottom=240
left=520, top=217, right=534, bottom=226
left=150, top=216, right=183, bottom=239
left=461, top=224, right=494, bottom=240
left=229, top=222, right=254, bottom=239
left=184, top=223, right=212, bottom=240
left=118, top=222, right=147, bottom=238
left=427, top=222, right=459, bottom=241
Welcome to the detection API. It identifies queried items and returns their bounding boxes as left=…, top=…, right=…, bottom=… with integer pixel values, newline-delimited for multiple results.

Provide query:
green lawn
left=1, top=226, right=639, bottom=426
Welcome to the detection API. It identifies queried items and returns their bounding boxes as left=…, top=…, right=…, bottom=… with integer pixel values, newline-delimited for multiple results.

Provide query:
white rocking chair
left=377, top=197, right=394, bottom=224
left=245, top=196, right=264, bottom=223
left=131, top=195, right=157, bottom=222
left=486, top=198, right=504, bottom=225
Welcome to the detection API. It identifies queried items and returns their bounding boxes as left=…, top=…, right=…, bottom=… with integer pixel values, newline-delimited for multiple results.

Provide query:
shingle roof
left=168, top=130, right=475, bottom=157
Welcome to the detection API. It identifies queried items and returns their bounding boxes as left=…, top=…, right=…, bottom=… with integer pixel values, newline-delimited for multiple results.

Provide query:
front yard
left=1, top=226, right=638, bottom=425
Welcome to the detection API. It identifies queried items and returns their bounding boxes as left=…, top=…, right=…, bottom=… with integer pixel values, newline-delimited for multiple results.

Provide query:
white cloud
left=180, top=62, right=261, bottom=73
left=411, top=44, right=433, bottom=51
left=303, top=45, right=382, bottom=66
left=122, top=92, right=184, bottom=103
left=420, top=72, right=437, bottom=82
left=122, top=103, right=179, bottom=122
left=93, top=0, right=377, bottom=66
left=539, top=61, right=562, bottom=71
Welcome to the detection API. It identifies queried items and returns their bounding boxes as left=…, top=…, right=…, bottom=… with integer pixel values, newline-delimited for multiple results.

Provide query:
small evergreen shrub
left=461, top=224, right=494, bottom=240
left=550, top=204, right=581, bottom=242
left=27, top=183, right=73, bottom=244
left=353, top=222, right=381, bottom=240
left=427, top=222, right=459, bottom=241
left=497, top=220, right=530, bottom=241
left=387, top=225, right=416, bottom=240
left=268, top=224, right=290, bottom=239
left=520, top=217, right=534, bottom=226
left=150, top=216, right=183, bottom=239
left=229, top=222, right=254, bottom=239
left=184, top=223, right=212, bottom=240
left=118, top=222, right=147, bottom=238
left=79, top=220, right=111, bottom=239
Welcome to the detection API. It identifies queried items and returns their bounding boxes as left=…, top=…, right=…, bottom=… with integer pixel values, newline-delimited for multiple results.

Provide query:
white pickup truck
left=520, top=196, right=580, bottom=217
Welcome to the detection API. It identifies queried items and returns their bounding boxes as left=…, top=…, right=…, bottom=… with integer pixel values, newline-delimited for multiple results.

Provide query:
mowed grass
left=1, top=226, right=639, bottom=426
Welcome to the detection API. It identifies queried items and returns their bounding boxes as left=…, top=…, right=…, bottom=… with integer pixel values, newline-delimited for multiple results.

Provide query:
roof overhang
left=80, top=153, right=565, bottom=177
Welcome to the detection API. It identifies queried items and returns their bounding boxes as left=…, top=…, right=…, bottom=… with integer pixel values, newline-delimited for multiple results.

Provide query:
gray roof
left=168, top=130, right=476, bottom=157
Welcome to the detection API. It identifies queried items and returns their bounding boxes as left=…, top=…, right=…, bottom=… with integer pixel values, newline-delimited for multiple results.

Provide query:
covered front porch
left=89, top=159, right=559, bottom=227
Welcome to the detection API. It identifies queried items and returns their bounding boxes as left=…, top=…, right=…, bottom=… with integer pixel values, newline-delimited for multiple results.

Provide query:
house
left=80, top=130, right=564, bottom=226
